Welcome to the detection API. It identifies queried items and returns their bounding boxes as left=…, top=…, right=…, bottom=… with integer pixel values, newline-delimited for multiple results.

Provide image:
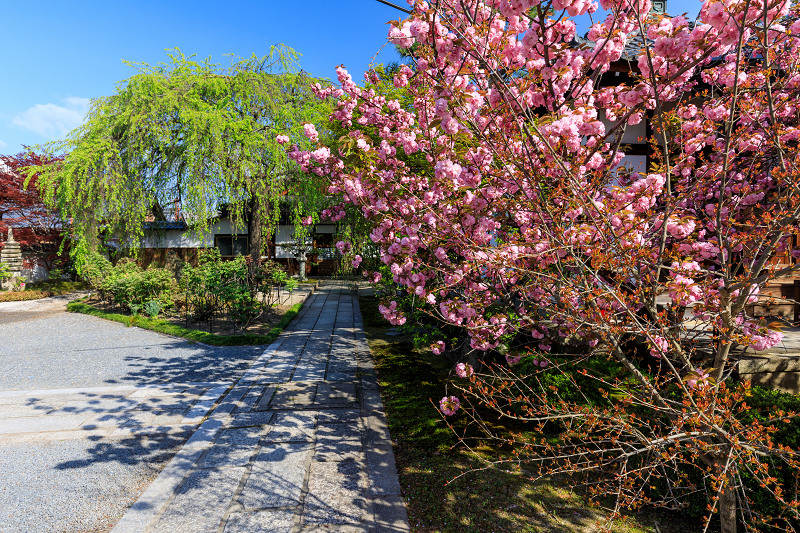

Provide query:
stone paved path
left=111, top=281, right=409, bottom=533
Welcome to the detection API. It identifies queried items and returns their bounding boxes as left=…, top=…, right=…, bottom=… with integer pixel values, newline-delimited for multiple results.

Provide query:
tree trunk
left=248, top=199, right=265, bottom=265
left=84, top=219, right=100, bottom=255
left=719, top=473, right=737, bottom=533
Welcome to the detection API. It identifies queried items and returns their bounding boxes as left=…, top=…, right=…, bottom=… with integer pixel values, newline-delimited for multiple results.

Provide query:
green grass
left=359, top=295, right=689, bottom=533
left=67, top=299, right=303, bottom=346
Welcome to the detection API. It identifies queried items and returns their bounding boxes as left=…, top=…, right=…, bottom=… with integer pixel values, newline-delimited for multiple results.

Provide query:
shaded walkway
left=112, top=281, right=410, bottom=532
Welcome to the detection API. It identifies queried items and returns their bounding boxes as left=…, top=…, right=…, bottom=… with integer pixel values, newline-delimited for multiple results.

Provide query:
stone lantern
left=1, top=228, right=23, bottom=289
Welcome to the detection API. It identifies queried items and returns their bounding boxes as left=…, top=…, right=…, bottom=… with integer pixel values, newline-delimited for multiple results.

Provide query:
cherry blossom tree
left=288, top=0, right=800, bottom=530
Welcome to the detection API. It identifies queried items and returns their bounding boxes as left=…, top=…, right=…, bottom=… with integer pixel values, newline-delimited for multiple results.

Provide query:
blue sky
left=0, top=0, right=408, bottom=153
left=0, top=0, right=701, bottom=154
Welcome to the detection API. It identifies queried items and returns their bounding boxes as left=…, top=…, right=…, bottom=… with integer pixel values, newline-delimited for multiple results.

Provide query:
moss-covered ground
left=359, top=294, right=693, bottom=533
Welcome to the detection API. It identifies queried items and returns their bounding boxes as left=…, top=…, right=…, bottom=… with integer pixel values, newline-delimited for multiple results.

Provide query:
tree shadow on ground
left=109, top=342, right=265, bottom=386
left=54, top=430, right=194, bottom=470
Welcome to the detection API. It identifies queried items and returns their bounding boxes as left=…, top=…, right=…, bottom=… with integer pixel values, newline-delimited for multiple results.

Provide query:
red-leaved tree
left=287, top=0, right=800, bottom=531
left=0, top=152, right=66, bottom=272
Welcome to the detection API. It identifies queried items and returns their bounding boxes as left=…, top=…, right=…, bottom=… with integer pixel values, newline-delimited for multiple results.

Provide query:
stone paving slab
left=303, top=458, right=368, bottom=526
left=110, top=281, right=409, bottom=533
left=223, top=509, right=296, bottom=533
left=226, top=410, right=275, bottom=428
left=198, top=426, right=264, bottom=467
left=267, top=410, right=317, bottom=442
left=238, top=441, right=313, bottom=508
left=149, top=466, right=247, bottom=533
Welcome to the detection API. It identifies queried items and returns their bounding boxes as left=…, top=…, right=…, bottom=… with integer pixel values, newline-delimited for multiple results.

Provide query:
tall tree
left=289, top=0, right=800, bottom=531
left=0, top=152, right=66, bottom=271
left=30, top=45, right=331, bottom=263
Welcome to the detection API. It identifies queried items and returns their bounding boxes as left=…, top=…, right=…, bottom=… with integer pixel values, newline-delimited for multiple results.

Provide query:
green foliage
left=73, top=247, right=296, bottom=332
left=143, top=299, right=161, bottom=318
left=0, top=262, right=11, bottom=284
left=516, top=351, right=632, bottom=409
left=67, top=299, right=303, bottom=346
left=99, top=259, right=175, bottom=311
left=259, top=260, right=289, bottom=284
left=28, top=46, right=333, bottom=260
left=180, top=249, right=262, bottom=330
left=743, top=387, right=800, bottom=447
left=270, top=269, right=289, bottom=285
left=284, top=277, right=298, bottom=292
left=77, top=252, right=113, bottom=290
left=726, top=387, right=800, bottom=526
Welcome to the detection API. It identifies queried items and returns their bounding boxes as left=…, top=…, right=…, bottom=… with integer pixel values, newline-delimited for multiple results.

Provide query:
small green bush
left=0, top=262, right=12, bottom=286
left=180, top=249, right=263, bottom=331
left=79, top=252, right=113, bottom=290
left=143, top=299, right=161, bottom=318
left=99, top=260, right=175, bottom=311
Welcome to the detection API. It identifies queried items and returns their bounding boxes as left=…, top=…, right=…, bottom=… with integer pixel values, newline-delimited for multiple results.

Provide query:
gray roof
left=143, top=220, right=188, bottom=230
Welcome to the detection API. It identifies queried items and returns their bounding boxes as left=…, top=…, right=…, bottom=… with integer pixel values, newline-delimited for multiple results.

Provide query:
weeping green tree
left=30, top=45, right=332, bottom=264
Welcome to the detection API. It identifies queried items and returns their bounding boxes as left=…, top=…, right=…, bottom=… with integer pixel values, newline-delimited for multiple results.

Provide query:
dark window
left=314, top=232, right=334, bottom=247
left=215, top=235, right=249, bottom=257
left=314, top=232, right=335, bottom=259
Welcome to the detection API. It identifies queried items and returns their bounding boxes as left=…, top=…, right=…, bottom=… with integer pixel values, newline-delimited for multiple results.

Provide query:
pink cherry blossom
left=303, top=123, right=319, bottom=142
left=455, top=362, right=473, bottom=378
left=686, top=368, right=712, bottom=390
left=439, top=395, right=461, bottom=416
left=506, top=353, right=522, bottom=365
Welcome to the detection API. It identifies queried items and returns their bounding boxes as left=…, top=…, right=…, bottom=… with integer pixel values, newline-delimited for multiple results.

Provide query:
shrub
left=143, top=299, right=161, bottom=318
left=180, top=249, right=263, bottom=331
left=79, top=252, right=113, bottom=290
left=0, top=262, right=12, bottom=287
left=100, top=260, right=175, bottom=311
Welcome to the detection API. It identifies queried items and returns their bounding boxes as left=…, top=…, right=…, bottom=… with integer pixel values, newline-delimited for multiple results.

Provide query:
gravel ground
left=0, top=311, right=265, bottom=391
left=0, top=301, right=273, bottom=532
left=0, top=433, right=191, bottom=533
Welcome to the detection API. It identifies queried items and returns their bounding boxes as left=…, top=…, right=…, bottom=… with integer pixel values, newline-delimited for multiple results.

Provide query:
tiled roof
left=144, top=220, right=188, bottom=230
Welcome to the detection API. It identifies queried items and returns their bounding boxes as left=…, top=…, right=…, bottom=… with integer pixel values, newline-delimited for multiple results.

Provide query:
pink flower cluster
left=439, top=395, right=461, bottom=416
left=277, top=0, right=800, bottom=396
left=455, top=362, right=473, bottom=378
left=686, top=368, right=712, bottom=390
